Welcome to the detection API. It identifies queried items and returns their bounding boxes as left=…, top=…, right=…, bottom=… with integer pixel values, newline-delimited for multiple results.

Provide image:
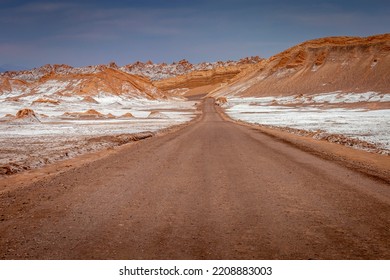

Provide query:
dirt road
left=0, top=98, right=389, bottom=259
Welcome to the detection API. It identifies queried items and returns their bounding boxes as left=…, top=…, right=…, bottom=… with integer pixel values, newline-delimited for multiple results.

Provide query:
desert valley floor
left=0, top=97, right=389, bottom=259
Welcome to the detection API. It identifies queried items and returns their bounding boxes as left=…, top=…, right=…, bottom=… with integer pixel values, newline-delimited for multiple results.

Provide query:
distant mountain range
left=1, top=33, right=389, bottom=102
left=0, top=57, right=261, bottom=100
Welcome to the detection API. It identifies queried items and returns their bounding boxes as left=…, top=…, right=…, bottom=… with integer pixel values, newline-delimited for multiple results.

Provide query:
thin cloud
left=281, top=11, right=372, bottom=27
left=18, top=2, right=78, bottom=12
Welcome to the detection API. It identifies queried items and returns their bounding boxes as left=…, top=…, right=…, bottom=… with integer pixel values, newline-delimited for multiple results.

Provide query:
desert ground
left=0, top=97, right=389, bottom=259
left=0, top=97, right=198, bottom=175
left=223, top=92, right=390, bottom=154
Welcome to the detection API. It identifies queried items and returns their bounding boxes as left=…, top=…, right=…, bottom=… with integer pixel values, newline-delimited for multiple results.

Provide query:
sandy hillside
left=210, top=34, right=390, bottom=97
left=152, top=57, right=262, bottom=96
left=121, top=58, right=261, bottom=81
left=0, top=63, right=165, bottom=101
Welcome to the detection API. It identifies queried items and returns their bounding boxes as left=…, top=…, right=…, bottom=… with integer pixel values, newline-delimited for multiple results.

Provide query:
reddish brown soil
left=0, top=98, right=389, bottom=259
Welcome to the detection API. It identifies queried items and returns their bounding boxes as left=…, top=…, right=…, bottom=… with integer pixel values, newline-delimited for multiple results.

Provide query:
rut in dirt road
left=0, top=98, right=389, bottom=259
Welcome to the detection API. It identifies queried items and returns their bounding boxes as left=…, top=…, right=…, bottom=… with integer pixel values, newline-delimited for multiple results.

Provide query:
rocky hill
left=152, top=57, right=262, bottom=95
left=210, top=34, right=390, bottom=97
left=121, top=57, right=261, bottom=81
left=0, top=57, right=262, bottom=101
left=0, top=64, right=165, bottom=102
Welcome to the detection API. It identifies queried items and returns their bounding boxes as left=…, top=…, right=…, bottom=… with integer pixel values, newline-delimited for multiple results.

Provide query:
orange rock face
left=61, top=109, right=114, bottom=119
left=83, top=109, right=102, bottom=115
left=215, top=97, right=228, bottom=106
left=82, top=96, right=99, bottom=103
left=121, top=112, right=134, bottom=118
left=212, top=34, right=390, bottom=97
left=0, top=64, right=166, bottom=100
left=31, top=98, right=60, bottom=105
left=16, top=108, right=37, bottom=119
left=153, top=57, right=263, bottom=93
